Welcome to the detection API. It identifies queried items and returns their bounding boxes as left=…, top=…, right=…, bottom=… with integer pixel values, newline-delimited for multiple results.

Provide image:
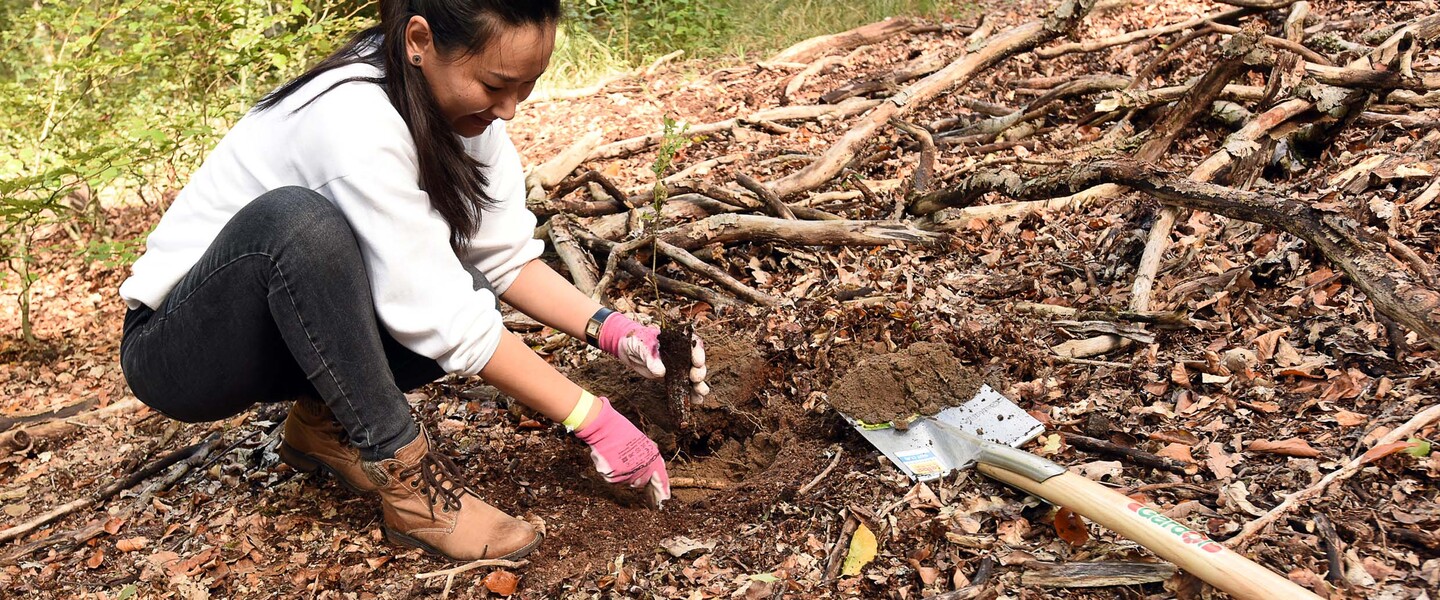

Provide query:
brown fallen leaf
left=103, top=517, right=125, bottom=535
left=1360, top=440, right=1421, bottom=462
left=86, top=548, right=104, bottom=569
left=1156, top=443, right=1195, bottom=463
left=1205, top=443, right=1240, bottom=479
left=1247, top=438, right=1321, bottom=458
left=484, top=569, right=520, bottom=595
left=1333, top=409, right=1368, bottom=427
left=116, top=537, right=149, bottom=552
left=1053, top=507, right=1089, bottom=546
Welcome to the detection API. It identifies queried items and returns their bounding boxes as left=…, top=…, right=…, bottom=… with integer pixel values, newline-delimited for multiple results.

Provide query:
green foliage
left=649, top=115, right=692, bottom=211
left=0, top=0, right=965, bottom=344
left=0, top=0, right=369, bottom=343
left=569, top=0, right=733, bottom=63
left=561, top=0, right=969, bottom=67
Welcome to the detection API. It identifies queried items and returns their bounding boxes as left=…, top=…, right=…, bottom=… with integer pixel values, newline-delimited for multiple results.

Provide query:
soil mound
left=827, top=342, right=984, bottom=424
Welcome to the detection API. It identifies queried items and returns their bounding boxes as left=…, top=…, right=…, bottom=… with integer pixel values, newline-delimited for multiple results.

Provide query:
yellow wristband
left=563, top=390, right=597, bottom=432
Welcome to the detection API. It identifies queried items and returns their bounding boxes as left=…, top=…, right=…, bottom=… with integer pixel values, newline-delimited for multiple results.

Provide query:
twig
left=1053, top=356, right=1135, bottom=369
left=1228, top=403, right=1440, bottom=549
left=889, top=119, right=936, bottom=197
left=591, top=234, right=654, bottom=302
left=0, top=431, right=221, bottom=547
left=1207, top=22, right=1332, bottom=66
left=670, top=477, right=730, bottom=490
left=653, top=240, right=778, bottom=306
left=1060, top=432, right=1193, bottom=474
left=1314, top=514, right=1345, bottom=585
left=823, top=513, right=859, bottom=582
left=927, top=556, right=997, bottom=599
left=416, top=558, right=529, bottom=598
left=783, top=55, right=846, bottom=104
left=798, top=445, right=844, bottom=495
left=736, top=174, right=796, bottom=220
left=576, top=229, right=742, bottom=309
left=415, top=558, right=529, bottom=580
left=1012, top=302, right=1188, bottom=328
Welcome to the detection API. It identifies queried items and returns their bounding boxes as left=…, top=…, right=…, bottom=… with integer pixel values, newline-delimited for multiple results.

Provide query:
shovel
left=842, top=385, right=1321, bottom=600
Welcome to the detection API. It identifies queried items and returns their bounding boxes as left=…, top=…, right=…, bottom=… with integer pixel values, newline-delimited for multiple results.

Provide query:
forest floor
left=1, top=0, right=1438, bottom=599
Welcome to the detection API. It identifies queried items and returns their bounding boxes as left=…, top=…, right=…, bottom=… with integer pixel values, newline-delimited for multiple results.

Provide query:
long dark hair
left=255, top=0, right=561, bottom=253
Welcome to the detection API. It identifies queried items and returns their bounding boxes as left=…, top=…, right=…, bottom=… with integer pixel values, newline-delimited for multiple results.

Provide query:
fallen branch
left=1304, top=63, right=1440, bottom=92
left=889, top=119, right=936, bottom=197
left=660, top=213, right=942, bottom=251
left=1020, top=561, right=1176, bottom=588
left=766, top=0, right=1098, bottom=199
left=1036, top=6, right=1254, bottom=59
left=548, top=214, right=599, bottom=296
left=1227, top=403, right=1440, bottom=549
left=820, top=51, right=949, bottom=105
left=1012, top=302, right=1189, bottom=328
left=737, top=173, right=796, bottom=220
left=937, top=159, right=1440, bottom=349
left=0, top=431, right=221, bottom=547
left=784, top=55, right=846, bottom=104
left=1060, top=432, right=1194, bottom=475
left=769, top=17, right=914, bottom=64
left=525, top=129, right=603, bottom=200
left=653, top=240, right=778, bottom=306
left=1, top=398, right=145, bottom=450
left=0, top=398, right=97, bottom=434
left=1054, top=98, right=1312, bottom=357
left=586, top=99, right=880, bottom=162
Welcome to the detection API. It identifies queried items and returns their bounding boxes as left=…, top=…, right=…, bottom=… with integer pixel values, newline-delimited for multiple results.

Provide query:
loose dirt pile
left=827, top=342, right=985, bottom=424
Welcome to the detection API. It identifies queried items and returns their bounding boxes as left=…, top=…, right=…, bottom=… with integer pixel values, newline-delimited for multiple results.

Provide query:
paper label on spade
left=895, top=449, right=944, bottom=478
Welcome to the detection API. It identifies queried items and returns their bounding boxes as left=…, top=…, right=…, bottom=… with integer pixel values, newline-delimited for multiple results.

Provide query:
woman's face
left=406, top=17, right=555, bottom=138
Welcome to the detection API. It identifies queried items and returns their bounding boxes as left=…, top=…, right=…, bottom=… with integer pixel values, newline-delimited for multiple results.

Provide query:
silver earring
left=411, top=54, right=421, bottom=65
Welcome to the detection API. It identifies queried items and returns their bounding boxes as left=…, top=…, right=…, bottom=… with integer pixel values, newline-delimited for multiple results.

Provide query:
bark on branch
left=765, top=0, right=1098, bottom=199
left=936, top=159, right=1440, bottom=350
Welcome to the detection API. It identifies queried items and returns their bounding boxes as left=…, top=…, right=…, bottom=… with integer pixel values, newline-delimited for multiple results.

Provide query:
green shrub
left=0, top=0, right=368, bottom=342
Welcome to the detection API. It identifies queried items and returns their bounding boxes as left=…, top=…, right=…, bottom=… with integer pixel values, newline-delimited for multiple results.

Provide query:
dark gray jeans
left=120, top=186, right=494, bottom=460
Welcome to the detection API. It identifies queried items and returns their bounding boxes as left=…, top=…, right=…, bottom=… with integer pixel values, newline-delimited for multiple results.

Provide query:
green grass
left=538, top=0, right=974, bottom=95
left=713, top=0, right=973, bottom=59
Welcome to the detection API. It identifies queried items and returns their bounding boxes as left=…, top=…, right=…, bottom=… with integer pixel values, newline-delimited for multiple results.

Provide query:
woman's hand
left=599, top=313, right=710, bottom=400
left=574, top=397, right=670, bottom=507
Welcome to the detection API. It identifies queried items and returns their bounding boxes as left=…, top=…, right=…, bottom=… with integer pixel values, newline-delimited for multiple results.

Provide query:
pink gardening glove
left=574, top=397, right=671, bottom=507
left=598, top=313, right=710, bottom=400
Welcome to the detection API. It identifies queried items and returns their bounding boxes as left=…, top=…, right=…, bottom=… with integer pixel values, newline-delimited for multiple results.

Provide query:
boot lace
left=398, top=451, right=472, bottom=519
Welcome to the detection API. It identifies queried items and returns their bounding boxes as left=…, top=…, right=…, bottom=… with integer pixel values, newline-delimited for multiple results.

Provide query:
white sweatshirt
left=118, top=61, right=544, bottom=375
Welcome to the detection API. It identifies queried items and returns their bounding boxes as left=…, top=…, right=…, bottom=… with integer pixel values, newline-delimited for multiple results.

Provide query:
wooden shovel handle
left=977, top=464, right=1322, bottom=600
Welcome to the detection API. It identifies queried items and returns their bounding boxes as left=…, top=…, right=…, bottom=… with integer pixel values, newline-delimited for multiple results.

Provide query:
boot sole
left=277, top=442, right=371, bottom=495
left=383, top=526, right=543, bottom=562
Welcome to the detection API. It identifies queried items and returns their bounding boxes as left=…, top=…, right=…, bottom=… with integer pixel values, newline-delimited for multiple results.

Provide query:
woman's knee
left=239, top=187, right=362, bottom=265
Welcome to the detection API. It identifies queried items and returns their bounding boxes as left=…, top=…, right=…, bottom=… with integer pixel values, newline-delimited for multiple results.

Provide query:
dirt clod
left=827, top=342, right=984, bottom=424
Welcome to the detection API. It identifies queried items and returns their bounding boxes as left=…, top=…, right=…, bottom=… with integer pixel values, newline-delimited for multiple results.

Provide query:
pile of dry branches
left=524, top=0, right=1439, bottom=360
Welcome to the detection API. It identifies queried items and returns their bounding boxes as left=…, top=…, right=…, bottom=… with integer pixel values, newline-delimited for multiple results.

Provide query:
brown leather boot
left=278, top=397, right=377, bottom=494
left=363, top=430, right=542, bottom=561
